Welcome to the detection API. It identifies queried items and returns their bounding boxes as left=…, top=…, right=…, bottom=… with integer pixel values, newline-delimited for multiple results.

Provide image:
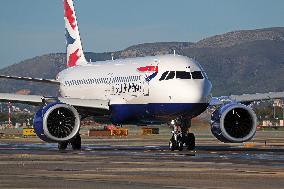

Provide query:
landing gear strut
left=57, top=134, right=82, bottom=150
left=169, top=117, right=195, bottom=151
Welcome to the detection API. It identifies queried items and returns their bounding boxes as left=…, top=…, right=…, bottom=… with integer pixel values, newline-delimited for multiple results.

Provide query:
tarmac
left=0, top=127, right=284, bottom=189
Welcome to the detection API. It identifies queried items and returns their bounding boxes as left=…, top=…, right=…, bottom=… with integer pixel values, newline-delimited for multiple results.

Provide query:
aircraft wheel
left=169, top=137, right=177, bottom=151
left=178, top=141, right=184, bottom=151
left=71, top=134, right=81, bottom=150
left=58, top=141, right=68, bottom=150
left=186, top=133, right=195, bottom=151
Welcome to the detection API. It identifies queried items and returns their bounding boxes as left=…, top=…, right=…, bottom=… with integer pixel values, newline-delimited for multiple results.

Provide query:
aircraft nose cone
left=186, top=79, right=212, bottom=103
left=194, top=78, right=212, bottom=103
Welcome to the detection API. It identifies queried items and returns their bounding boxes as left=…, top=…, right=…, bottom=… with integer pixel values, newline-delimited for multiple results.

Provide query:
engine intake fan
left=211, top=103, right=257, bottom=143
left=33, top=103, right=80, bottom=142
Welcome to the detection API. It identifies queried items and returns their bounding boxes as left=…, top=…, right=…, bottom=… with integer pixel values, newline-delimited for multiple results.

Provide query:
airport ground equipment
left=23, top=128, right=36, bottom=137
left=142, top=128, right=159, bottom=135
left=88, top=128, right=128, bottom=137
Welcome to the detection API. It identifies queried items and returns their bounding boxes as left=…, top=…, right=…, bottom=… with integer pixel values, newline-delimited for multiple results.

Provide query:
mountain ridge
left=0, top=27, right=283, bottom=96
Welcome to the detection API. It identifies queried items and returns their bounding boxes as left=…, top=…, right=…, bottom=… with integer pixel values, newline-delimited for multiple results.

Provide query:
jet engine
left=33, top=102, right=80, bottom=142
left=211, top=103, right=257, bottom=143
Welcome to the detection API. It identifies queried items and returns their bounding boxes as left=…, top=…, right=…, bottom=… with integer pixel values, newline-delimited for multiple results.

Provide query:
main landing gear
left=169, top=117, right=195, bottom=151
left=58, top=134, right=82, bottom=150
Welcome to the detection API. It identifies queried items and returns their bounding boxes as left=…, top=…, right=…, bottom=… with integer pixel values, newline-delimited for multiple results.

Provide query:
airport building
left=262, top=120, right=284, bottom=127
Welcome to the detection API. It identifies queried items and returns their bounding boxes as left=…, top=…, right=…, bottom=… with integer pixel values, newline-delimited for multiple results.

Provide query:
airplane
left=0, top=0, right=284, bottom=151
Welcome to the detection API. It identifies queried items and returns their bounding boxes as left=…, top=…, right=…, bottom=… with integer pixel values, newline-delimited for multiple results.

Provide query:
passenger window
left=176, top=71, right=191, bottom=79
left=192, top=71, right=204, bottom=79
left=159, top=71, right=169, bottom=81
left=165, top=71, right=175, bottom=80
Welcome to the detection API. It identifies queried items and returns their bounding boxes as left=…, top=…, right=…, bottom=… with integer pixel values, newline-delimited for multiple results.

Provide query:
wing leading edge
left=0, top=93, right=109, bottom=110
left=210, top=91, right=284, bottom=106
left=0, top=75, right=60, bottom=85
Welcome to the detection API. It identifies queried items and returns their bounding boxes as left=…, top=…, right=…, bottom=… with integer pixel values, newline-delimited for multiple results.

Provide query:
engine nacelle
left=211, top=103, right=257, bottom=143
left=33, top=102, right=80, bottom=142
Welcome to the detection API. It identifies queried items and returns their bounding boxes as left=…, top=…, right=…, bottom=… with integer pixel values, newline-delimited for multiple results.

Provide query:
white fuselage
left=58, top=55, right=212, bottom=108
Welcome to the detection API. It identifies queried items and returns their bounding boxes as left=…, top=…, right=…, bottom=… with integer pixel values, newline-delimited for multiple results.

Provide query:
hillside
left=192, top=27, right=284, bottom=48
left=0, top=27, right=283, bottom=97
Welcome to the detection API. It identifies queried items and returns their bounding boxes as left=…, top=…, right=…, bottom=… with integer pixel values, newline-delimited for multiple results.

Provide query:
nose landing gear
left=169, top=131, right=184, bottom=151
left=169, top=117, right=195, bottom=151
left=185, top=132, right=195, bottom=150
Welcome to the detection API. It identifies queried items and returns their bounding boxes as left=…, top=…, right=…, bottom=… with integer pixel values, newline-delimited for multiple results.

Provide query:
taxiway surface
left=0, top=130, right=284, bottom=189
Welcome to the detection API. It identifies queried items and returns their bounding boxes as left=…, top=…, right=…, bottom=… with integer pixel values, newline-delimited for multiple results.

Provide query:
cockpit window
left=165, top=71, right=175, bottom=80
left=159, top=71, right=169, bottom=81
left=159, top=70, right=205, bottom=81
left=176, top=71, right=191, bottom=79
left=191, top=71, right=204, bottom=79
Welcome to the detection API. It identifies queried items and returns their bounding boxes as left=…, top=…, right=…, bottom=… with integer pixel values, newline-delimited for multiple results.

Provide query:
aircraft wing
left=210, top=91, right=284, bottom=106
left=0, top=93, right=109, bottom=110
left=0, top=75, right=60, bottom=85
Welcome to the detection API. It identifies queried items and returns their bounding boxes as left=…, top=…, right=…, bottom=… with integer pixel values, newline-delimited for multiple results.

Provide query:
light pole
left=273, top=103, right=276, bottom=119
left=8, top=102, right=12, bottom=128
left=282, top=100, right=284, bottom=120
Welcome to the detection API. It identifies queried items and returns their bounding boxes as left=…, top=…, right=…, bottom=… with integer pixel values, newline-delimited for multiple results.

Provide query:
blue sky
left=0, top=0, right=284, bottom=68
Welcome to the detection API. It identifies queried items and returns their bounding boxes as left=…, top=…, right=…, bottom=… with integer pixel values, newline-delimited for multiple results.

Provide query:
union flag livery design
left=68, top=49, right=81, bottom=67
left=65, top=29, right=75, bottom=45
left=137, top=66, right=158, bottom=72
left=64, top=0, right=87, bottom=68
left=64, top=0, right=76, bottom=30
left=145, top=72, right=158, bottom=82
left=137, top=65, right=159, bottom=82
